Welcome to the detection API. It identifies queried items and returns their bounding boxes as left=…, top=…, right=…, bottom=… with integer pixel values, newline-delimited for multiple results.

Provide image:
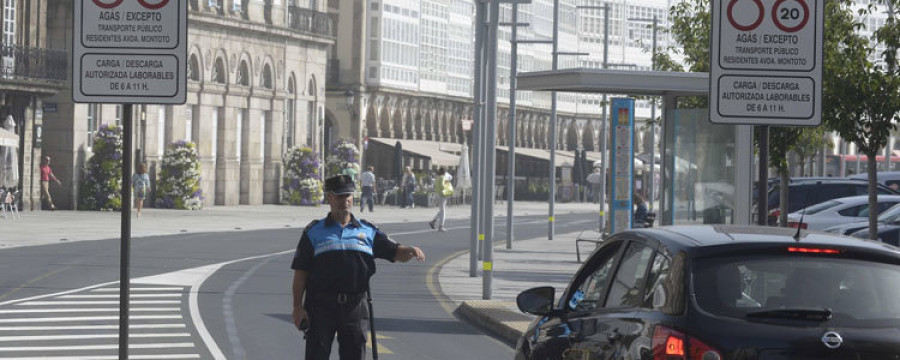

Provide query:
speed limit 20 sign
left=709, top=0, right=823, bottom=125
left=73, top=0, right=187, bottom=104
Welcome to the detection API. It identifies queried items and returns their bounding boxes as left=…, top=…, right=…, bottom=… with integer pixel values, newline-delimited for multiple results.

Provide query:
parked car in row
left=848, top=171, right=900, bottom=189
left=786, top=195, right=900, bottom=231
left=823, top=202, right=900, bottom=237
left=764, top=179, right=899, bottom=224
left=516, top=226, right=900, bottom=360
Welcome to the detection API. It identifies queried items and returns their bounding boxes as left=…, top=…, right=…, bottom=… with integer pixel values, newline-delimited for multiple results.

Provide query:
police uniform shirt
left=291, top=214, right=399, bottom=294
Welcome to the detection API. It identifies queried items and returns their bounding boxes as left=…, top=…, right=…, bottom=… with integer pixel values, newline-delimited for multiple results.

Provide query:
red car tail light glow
left=787, top=246, right=841, bottom=254
left=787, top=221, right=808, bottom=229
left=652, top=325, right=722, bottom=360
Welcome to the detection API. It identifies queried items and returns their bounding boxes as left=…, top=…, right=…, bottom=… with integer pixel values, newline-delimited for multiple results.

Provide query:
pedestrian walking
left=131, top=163, right=150, bottom=217
left=401, top=166, right=416, bottom=208
left=359, top=166, right=376, bottom=212
left=586, top=167, right=602, bottom=204
left=40, top=155, right=62, bottom=210
left=291, top=174, right=425, bottom=360
left=633, top=193, right=648, bottom=228
left=429, top=167, right=453, bottom=232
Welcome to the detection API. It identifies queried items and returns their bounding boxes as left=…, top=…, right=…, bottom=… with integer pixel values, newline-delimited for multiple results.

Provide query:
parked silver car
left=786, top=195, right=900, bottom=230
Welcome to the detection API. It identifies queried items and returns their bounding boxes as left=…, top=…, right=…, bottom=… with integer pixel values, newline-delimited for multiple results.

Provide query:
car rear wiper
left=745, top=308, right=832, bottom=321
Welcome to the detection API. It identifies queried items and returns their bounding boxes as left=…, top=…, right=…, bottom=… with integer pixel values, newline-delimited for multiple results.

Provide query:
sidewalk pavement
left=0, top=200, right=601, bottom=345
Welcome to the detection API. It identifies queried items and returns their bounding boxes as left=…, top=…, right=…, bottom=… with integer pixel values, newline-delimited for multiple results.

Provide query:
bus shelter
left=517, top=69, right=754, bottom=226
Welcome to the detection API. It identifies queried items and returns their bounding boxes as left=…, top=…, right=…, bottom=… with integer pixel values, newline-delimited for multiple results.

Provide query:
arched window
left=237, top=60, right=250, bottom=86
left=213, top=57, right=226, bottom=84
left=188, top=54, right=200, bottom=81
left=284, top=75, right=296, bottom=151
left=261, top=64, right=273, bottom=89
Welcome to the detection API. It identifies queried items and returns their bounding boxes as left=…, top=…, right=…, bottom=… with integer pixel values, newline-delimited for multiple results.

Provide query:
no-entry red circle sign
left=727, top=0, right=764, bottom=31
left=92, top=0, right=124, bottom=9
left=137, top=0, right=170, bottom=9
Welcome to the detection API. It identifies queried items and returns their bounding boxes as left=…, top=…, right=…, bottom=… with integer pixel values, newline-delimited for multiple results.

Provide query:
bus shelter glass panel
left=663, top=109, right=736, bottom=225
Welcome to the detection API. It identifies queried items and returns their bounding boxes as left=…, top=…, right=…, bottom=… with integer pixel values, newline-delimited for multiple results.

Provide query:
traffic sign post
left=73, top=0, right=187, bottom=104
left=710, top=0, right=823, bottom=125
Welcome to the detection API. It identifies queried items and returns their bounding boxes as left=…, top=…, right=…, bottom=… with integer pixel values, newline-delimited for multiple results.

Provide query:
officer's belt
left=309, top=291, right=366, bottom=304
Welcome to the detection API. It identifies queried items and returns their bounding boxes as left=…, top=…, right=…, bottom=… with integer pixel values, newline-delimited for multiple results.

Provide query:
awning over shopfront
left=369, top=137, right=461, bottom=167
left=0, top=128, right=17, bottom=148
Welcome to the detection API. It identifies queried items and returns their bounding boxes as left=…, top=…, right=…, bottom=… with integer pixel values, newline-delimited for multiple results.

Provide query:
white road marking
left=58, top=294, right=182, bottom=299
left=91, top=287, right=184, bottom=292
left=0, top=342, right=195, bottom=351
left=18, top=300, right=181, bottom=305
left=0, top=307, right=180, bottom=313
left=0, top=323, right=185, bottom=331
left=0, top=356, right=200, bottom=360
left=0, top=332, right=191, bottom=341
left=0, top=315, right=181, bottom=323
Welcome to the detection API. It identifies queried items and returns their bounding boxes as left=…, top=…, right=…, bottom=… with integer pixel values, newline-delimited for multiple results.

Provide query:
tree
left=824, top=0, right=900, bottom=239
left=792, top=128, right=831, bottom=176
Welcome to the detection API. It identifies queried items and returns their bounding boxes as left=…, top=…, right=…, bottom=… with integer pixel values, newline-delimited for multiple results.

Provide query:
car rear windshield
left=693, top=254, right=900, bottom=324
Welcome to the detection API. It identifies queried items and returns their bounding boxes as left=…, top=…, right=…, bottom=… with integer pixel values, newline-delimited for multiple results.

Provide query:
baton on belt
left=367, top=290, right=379, bottom=360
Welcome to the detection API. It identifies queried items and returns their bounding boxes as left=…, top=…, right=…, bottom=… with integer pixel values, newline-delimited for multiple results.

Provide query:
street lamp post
left=344, top=89, right=363, bottom=169
left=629, top=15, right=659, bottom=213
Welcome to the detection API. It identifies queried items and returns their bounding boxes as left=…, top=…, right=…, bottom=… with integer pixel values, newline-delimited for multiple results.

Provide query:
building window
left=261, top=64, right=272, bottom=89
left=306, top=101, right=314, bottom=146
left=157, top=107, right=166, bottom=156
left=236, top=109, right=243, bottom=163
left=185, top=106, right=193, bottom=142
left=188, top=54, right=200, bottom=81
left=237, top=61, right=249, bottom=86
left=3, top=0, right=14, bottom=45
left=87, top=104, right=98, bottom=148
left=284, top=77, right=295, bottom=151
left=213, top=57, right=226, bottom=84
left=115, top=104, right=122, bottom=127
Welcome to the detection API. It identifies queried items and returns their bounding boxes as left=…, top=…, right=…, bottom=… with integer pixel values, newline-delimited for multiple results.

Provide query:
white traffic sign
left=709, top=0, right=823, bottom=125
left=73, top=0, right=187, bottom=104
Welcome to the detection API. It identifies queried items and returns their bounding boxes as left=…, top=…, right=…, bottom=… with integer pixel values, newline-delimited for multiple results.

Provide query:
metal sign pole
left=118, top=104, right=133, bottom=360
left=482, top=0, right=500, bottom=300
left=469, top=0, right=486, bottom=277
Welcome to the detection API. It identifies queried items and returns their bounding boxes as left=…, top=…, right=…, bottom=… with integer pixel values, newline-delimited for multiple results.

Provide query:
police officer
left=291, top=174, right=425, bottom=360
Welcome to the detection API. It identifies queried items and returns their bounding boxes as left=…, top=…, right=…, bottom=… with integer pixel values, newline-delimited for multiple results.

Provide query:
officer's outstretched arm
left=395, top=245, right=425, bottom=262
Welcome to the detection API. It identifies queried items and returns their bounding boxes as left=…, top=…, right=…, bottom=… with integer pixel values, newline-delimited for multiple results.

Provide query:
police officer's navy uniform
left=292, top=213, right=399, bottom=360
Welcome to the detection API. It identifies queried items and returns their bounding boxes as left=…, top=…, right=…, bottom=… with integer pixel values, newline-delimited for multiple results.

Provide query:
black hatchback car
left=515, top=226, right=900, bottom=360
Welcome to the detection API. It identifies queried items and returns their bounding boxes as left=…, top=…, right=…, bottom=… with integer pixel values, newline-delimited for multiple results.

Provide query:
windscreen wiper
left=745, top=308, right=833, bottom=321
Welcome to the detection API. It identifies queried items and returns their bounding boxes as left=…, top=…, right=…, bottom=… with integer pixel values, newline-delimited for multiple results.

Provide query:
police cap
left=324, top=175, right=355, bottom=195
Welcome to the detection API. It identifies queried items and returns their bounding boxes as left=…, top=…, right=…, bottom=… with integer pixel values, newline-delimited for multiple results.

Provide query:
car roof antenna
left=793, top=183, right=814, bottom=241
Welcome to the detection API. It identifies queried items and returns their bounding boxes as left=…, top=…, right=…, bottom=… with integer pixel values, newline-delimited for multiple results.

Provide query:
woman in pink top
left=40, top=155, right=61, bottom=210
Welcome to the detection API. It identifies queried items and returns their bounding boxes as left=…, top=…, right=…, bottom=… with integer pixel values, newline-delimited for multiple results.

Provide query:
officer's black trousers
left=305, top=293, right=367, bottom=360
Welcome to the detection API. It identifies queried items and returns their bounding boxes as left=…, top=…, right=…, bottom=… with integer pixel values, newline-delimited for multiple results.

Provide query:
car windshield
left=693, top=255, right=900, bottom=323
left=795, top=200, right=840, bottom=215
left=878, top=203, right=900, bottom=223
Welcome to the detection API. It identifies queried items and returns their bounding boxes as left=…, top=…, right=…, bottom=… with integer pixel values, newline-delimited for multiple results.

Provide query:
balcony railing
left=287, top=6, right=333, bottom=37
left=0, top=44, right=67, bottom=82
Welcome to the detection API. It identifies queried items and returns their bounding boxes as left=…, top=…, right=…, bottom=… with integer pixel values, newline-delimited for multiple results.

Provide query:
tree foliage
left=824, top=0, right=900, bottom=238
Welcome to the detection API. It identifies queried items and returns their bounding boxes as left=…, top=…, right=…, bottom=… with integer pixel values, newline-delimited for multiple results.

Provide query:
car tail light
left=769, top=208, right=780, bottom=218
left=787, top=221, right=807, bottom=229
left=652, top=325, right=722, bottom=360
left=787, top=246, right=841, bottom=254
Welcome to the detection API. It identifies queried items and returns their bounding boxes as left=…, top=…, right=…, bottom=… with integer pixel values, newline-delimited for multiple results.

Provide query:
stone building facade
left=41, top=0, right=332, bottom=209
left=0, top=0, right=67, bottom=211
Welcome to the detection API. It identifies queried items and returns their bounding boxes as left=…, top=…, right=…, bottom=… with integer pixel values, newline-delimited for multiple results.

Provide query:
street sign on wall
left=73, top=0, right=187, bottom=104
left=709, top=0, right=823, bottom=125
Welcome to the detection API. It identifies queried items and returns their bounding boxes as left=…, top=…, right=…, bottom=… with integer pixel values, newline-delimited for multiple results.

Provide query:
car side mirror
left=517, top=286, right=555, bottom=316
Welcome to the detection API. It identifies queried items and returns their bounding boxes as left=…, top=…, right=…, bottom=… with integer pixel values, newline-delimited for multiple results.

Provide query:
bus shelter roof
left=517, top=69, right=709, bottom=96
